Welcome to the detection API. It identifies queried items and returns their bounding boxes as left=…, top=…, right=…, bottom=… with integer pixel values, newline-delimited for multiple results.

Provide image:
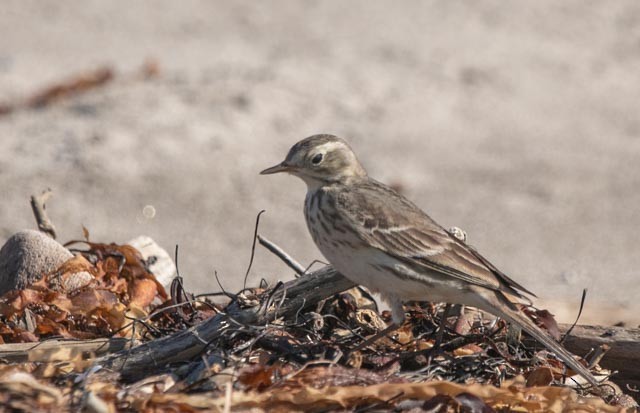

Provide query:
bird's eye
left=311, top=153, right=323, bottom=165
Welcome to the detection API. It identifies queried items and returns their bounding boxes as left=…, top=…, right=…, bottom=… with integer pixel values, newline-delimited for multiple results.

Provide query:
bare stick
left=561, top=288, right=587, bottom=344
left=243, top=210, right=265, bottom=289
left=257, top=235, right=305, bottom=275
left=30, top=188, right=57, bottom=239
left=587, top=344, right=610, bottom=369
left=98, top=265, right=355, bottom=382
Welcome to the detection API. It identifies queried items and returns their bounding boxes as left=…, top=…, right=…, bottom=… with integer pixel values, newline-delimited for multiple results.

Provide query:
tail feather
left=485, top=293, right=601, bottom=390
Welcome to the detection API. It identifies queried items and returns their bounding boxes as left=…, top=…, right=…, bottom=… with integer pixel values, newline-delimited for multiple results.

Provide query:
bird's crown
left=261, top=134, right=367, bottom=187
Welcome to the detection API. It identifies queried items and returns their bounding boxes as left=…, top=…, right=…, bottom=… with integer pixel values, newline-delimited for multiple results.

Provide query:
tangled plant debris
left=0, top=241, right=167, bottom=344
left=0, top=235, right=637, bottom=412
left=0, top=195, right=636, bottom=412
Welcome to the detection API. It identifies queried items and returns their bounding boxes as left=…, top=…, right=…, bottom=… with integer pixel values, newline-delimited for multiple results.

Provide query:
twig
left=302, top=259, right=329, bottom=275
left=174, top=245, right=181, bottom=278
left=214, top=270, right=236, bottom=300
left=243, top=210, right=265, bottom=289
left=169, top=245, right=199, bottom=321
left=30, top=188, right=57, bottom=239
left=587, top=344, right=611, bottom=369
left=561, top=289, right=587, bottom=344
left=258, top=281, right=284, bottom=317
left=257, top=235, right=305, bottom=275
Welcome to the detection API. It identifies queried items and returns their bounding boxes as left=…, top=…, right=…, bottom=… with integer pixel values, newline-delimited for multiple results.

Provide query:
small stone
left=0, top=230, right=73, bottom=296
left=60, top=271, right=94, bottom=292
left=47, top=255, right=95, bottom=293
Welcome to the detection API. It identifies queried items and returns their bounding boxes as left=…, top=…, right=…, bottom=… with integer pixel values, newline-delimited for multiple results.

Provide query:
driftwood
left=99, top=266, right=354, bottom=381
left=93, top=265, right=640, bottom=394
left=561, top=324, right=640, bottom=390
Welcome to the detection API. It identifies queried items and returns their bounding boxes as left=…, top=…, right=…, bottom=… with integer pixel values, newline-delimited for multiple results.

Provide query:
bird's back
left=315, top=178, right=534, bottom=300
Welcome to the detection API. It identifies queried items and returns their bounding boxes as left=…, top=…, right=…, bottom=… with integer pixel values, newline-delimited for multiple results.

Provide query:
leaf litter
left=0, top=237, right=636, bottom=412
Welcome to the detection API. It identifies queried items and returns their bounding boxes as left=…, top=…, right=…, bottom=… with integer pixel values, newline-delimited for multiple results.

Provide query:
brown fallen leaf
left=453, top=343, right=485, bottom=356
left=238, top=365, right=276, bottom=391
left=526, top=366, right=554, bottom=387
left=521, top=306, right=561, bottom=341
left=0, top=289, right=45, bottom=318
left=130, top=278, right=158, bottom=309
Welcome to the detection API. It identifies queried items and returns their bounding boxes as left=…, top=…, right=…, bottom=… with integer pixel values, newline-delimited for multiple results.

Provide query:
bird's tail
left=482, top=292, right=601, bottom=390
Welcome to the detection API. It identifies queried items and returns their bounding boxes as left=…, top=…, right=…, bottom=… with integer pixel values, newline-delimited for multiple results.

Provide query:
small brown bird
left=261, top=134, right=600, bottom=388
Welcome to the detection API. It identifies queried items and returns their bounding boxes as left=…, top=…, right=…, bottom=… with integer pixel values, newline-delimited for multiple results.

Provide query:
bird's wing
left=331, top=180, right=535, bottom=299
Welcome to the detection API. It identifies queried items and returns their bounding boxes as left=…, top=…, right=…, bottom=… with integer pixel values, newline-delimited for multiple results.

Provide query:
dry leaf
left=130, top=279, right=158, bottom=309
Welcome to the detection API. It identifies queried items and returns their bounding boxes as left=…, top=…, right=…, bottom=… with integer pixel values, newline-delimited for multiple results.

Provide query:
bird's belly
left=318, top=242, right=480, bottom=306
left=319, top=244, right=383, bottom=290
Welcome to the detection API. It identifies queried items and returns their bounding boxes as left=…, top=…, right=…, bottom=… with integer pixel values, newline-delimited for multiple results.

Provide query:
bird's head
left=261, top=134, right=367, bottom=188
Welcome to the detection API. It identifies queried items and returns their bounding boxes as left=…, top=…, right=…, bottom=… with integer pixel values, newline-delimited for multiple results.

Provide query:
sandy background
left=1, top=1, right=639, bottom=325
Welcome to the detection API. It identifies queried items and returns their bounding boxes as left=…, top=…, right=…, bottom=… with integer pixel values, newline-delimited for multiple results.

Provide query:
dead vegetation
left=0, top=195, right=637, bottom=412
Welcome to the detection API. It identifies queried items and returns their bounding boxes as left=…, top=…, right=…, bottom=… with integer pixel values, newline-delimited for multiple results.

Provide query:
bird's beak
left=260, top=162, right=292, bottom=175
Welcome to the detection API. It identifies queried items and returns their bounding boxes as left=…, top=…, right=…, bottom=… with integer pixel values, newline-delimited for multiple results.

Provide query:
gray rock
left=0, top=230, right=73, bottom=296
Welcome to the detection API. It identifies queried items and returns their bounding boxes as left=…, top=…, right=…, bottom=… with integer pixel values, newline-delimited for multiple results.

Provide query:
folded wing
left=332, top=179, right=535, bottom=299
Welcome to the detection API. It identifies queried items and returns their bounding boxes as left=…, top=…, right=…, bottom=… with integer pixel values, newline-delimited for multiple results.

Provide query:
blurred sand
left=1, top=1, right=639, bottom=325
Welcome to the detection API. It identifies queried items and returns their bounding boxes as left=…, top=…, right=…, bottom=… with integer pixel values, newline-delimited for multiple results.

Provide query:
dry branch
left=30, top=188, right=57, bottom=239
left=99, top=266, right=354, bottom=381
left=97, top=265, right=640, bottom=394
left=560, top=324, right=640, bottom=390
left=257, top=235, right=305, bottom=275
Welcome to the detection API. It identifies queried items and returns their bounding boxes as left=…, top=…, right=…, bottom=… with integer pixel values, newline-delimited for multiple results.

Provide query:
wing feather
left=330, top=179, right=534, bottom=299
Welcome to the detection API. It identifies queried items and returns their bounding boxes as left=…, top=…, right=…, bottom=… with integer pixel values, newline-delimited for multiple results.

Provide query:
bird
left=260, top=133, right=600, bottom=389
